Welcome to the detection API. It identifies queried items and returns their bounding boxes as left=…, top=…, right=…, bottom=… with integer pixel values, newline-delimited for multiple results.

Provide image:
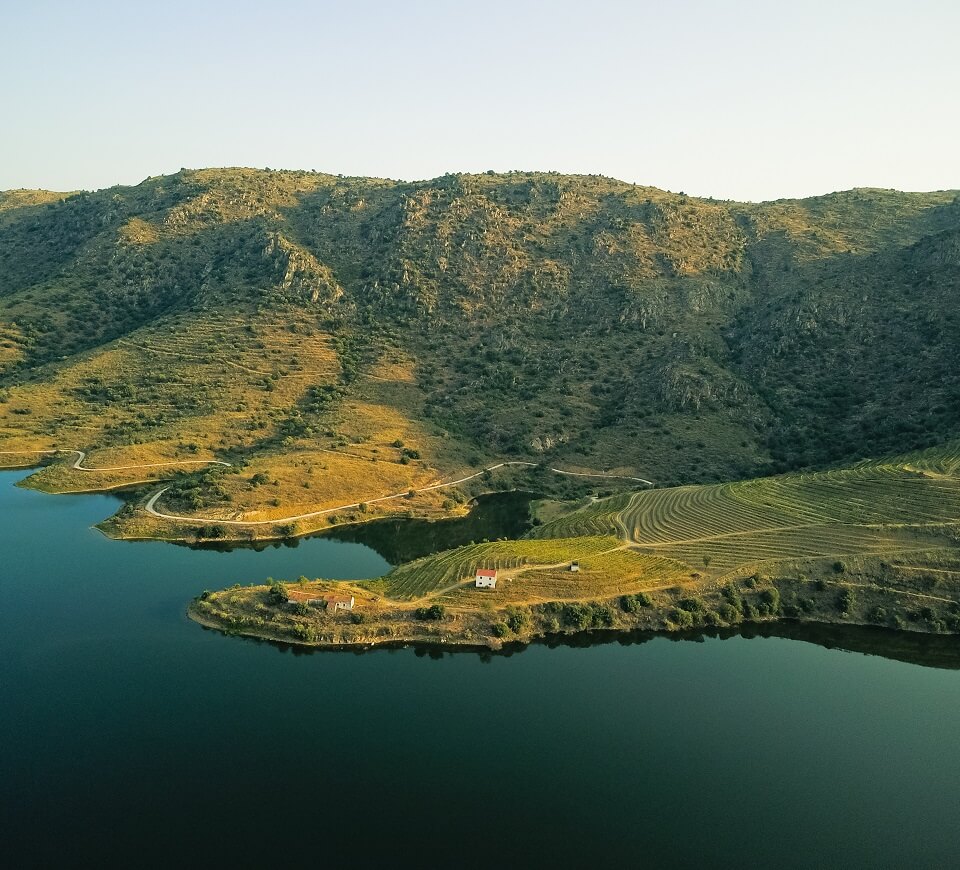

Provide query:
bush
left=591, top=605, right=614, bottom=627
left=561, top=604, right=591, bottom=629
left=671, top=608, right=694, bottom=628
left=836, top=589, right=855, bottom=615
left=491, top=622, right=509, bottom=638
left=619, top=592, right=652, bottom=613
left=833, top=561, right=847, bottom=574
left=718, top=603, right=741, bottom=623
left=721, top=585, right=743, bottom=610
left=506, top=609, right=528, bottom=633
left=267, top=581, right=288, bottom=604
left=350, top=612, right=365, bottom=624
left=759, top=587, right=781, bottom=614
left=292, top=602, right=310, bottom=617
left=414, top=604, right=446, bottom=621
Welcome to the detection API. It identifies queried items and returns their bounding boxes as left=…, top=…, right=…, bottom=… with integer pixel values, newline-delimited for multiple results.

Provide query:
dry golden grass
left=1, top=304, right=489, bottom=540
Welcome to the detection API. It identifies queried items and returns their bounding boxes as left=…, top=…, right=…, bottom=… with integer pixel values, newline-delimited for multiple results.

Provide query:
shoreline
left=187, top=600, right=960, bottom=658
left=187, top=571, right=960, bottom=656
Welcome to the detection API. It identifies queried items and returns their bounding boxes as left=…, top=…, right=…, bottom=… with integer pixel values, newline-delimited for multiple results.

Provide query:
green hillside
left=1, top=168, right=958, bottom=538
left=193, top=445, right=960, bottom=649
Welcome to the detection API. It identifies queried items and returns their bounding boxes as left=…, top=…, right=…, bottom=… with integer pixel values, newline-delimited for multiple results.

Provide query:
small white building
left=570, top=561, right=580, bottom=573
left=475, top=569, right=498, bottom=589
left=323, top=594, right=355, bottom=612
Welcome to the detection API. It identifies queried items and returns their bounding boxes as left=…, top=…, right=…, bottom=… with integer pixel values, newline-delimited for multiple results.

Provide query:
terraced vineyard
left=528, top=445, right=960, bottom=581
left=382, top=536, right=620, bottom=600
left=438, top=548, right=691, bottom=606
left=528, top=493, right=633, bottom=540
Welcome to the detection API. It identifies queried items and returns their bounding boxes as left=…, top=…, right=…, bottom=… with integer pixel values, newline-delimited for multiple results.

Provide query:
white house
left=569, top=561, right=580, bottom=573
left=323, top=594, right=355, bottom=612
left=475, top=569, right=498, bottom=589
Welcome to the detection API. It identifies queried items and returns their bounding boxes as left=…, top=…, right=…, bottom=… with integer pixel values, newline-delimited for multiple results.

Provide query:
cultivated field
left=529, top=445, right=960, bottom=581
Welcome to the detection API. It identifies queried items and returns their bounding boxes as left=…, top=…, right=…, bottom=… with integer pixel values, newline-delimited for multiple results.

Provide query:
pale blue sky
left=2, top=0, right=958, bottom=200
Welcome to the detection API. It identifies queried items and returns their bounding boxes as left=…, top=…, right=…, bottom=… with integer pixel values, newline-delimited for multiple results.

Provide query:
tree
left=267, top=581, right=288, bottom=604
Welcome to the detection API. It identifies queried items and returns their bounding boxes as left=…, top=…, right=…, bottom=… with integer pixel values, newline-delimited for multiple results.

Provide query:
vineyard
left=382, top=536, right=620, bottom=600
left=527, top=444, right=960, bottom=581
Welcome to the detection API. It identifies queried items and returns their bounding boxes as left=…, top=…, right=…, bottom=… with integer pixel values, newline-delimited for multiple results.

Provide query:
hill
left=1, top=168, right=959, bottom=539
left=190, top=444, right=960, bottom=648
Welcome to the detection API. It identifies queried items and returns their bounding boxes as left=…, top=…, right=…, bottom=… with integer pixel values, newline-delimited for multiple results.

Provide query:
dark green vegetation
left=2, top=168, right=959, bottom=494
left=322, top=489, right=537, bottom=563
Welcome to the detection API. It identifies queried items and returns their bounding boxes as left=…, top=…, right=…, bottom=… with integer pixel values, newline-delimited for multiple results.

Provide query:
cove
left=2, top=469, right=960, bottom=868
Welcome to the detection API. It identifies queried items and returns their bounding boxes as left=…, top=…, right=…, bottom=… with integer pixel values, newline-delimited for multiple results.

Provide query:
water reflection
left=200, top=618, right=960, bottom=669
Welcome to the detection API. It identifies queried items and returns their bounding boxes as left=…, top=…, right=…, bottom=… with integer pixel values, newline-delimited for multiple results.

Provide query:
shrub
left=718, top=603, right=741, bottom=623
left=414, top=604, right=446, bottom=621
left=293, top=602, right=310, bottom=617
left=833, top=561, right=847, bottom=574
left=619, top=592, right=652, bottom=613
left=267, top=581, right=288, bottom=604
left=591, top=605, right=614, bottom=627
left=836, top=589, right=855, bottom=615
left=506, top=609, right=528, bottom=633
left=759, top=587, right=781, bottom=613
left=671, top=608, right=694, bottom=628
left=491, top=622, right=509, bottom=638
left=561, top=604, right=591, bottom=629
left=350, top=612, right=365, bottom=624
left=721, top=585, right=743, bottom=610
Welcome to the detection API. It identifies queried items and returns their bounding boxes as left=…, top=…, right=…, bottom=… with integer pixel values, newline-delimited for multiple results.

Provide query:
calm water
left=2, top=470, right=959, bottom=868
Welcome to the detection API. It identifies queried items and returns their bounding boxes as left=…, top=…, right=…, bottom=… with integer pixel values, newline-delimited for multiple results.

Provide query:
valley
left=3, top=169, right=960, bottom=645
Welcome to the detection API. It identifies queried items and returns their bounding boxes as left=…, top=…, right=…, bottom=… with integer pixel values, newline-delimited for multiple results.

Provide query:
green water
left=2, top=470, right=959, bottom=868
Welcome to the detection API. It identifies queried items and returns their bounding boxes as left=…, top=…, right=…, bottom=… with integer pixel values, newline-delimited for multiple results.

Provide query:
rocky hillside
left=1, top=168, right=958, bottom=489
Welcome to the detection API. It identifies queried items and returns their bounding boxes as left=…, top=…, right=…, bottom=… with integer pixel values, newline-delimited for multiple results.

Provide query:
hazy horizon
left=4, top=0, right=958, bottom=201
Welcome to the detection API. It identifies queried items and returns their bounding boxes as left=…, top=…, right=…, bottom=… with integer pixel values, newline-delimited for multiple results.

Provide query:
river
left=2, top=469, right=959, bottom=868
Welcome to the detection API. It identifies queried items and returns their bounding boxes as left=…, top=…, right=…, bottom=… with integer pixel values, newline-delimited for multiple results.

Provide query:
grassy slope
left=1, top=169, right=958, bottom=541
left=193, top=444, right=960, bottom=648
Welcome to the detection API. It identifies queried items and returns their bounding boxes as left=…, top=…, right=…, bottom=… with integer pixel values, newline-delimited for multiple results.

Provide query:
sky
left=2, top=0, right=958, bottom=201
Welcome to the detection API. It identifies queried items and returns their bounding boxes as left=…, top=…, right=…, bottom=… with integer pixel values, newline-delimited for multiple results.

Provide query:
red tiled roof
left=476, top=569, right=497, bottom=577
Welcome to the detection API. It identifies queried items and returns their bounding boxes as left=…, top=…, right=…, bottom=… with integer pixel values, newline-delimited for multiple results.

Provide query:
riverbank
left=188, top=567, right=960, bottom=652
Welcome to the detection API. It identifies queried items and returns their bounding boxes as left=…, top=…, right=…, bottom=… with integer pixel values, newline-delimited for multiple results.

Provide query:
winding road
left=2, top=448, right=652, bottom=528
left=145, top=460, right=653, bottom=527
left=0, top=449, right=231, bottom=472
